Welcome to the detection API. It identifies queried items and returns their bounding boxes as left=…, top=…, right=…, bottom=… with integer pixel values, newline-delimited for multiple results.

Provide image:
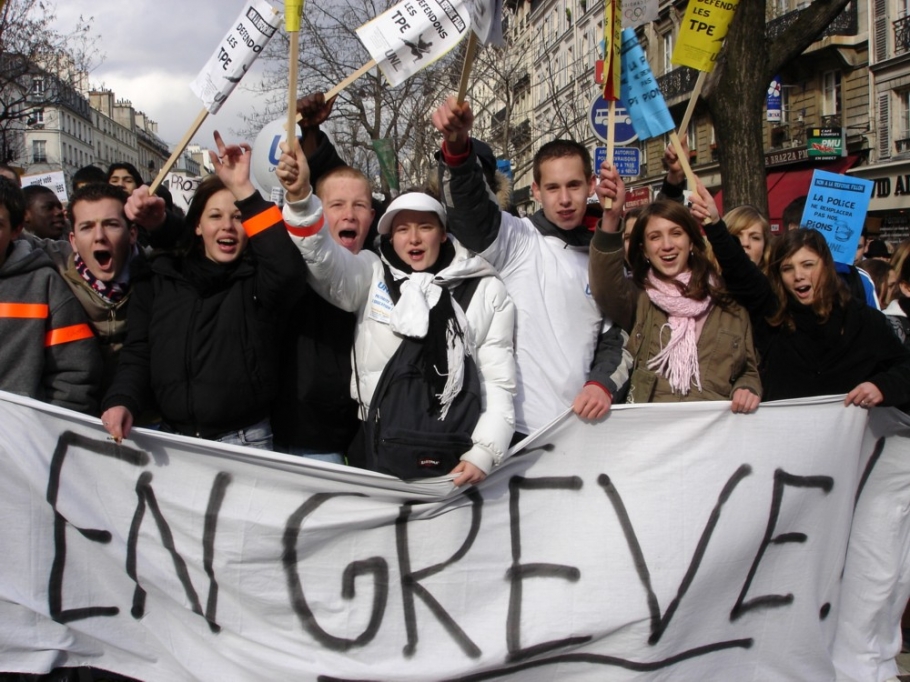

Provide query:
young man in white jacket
left=432, top=96, right=632, bottom=439
left=276, top=142, right=516, bottom=486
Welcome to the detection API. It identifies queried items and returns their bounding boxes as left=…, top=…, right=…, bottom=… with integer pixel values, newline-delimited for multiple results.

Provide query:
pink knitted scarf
left=644, top=271, right=713, bottom=396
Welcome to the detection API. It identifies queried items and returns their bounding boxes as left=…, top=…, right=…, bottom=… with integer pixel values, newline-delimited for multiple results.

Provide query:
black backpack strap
left=451, top=276, right=481, bottom=313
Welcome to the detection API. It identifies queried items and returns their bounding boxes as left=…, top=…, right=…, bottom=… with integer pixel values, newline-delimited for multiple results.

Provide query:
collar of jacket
left=529, top=210, right=593, bottom=249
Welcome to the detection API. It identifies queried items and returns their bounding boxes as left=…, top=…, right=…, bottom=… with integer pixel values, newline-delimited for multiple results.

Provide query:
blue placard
left=619, top=28, right=675, bottom=140
left=589, top=99, right=638, bottom=146
left=595, top=146, right=640, bottom=177
left=799, top=170, right=874, bottom=265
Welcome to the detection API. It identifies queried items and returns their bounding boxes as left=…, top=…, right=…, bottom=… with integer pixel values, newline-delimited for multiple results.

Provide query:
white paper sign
left=163, top=173, right=202, bottom=212
left=21, top=170, right=68, bottom=203
left=0, top=392, right=906, bottom=681
left=190, top=0, right=281, bottom=114
left=356, top=0, right=471, bottom=87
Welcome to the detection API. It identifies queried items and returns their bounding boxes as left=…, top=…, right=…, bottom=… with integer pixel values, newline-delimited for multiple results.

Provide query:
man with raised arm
left=433, top=97, right=631, bottom=440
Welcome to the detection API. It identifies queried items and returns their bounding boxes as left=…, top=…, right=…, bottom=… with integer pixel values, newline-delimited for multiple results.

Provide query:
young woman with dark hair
left=589, top=171, right=761, bottom=412
left=688, top=182, right=910, bottom=408
left=100, top=133, right=306, bottom=447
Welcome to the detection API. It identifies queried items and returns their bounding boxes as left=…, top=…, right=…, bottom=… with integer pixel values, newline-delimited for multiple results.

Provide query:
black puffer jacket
left=103, top=192, right=306, bottom=438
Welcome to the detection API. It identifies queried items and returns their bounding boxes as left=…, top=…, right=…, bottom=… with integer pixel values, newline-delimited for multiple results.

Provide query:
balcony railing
left=767, top=2, right=858, bottom=42
left=896, top=15, right=910, bottom=55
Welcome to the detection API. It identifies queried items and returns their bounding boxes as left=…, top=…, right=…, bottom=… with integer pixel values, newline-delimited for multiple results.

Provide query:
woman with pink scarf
left=588, top=166, right=761, bottom=412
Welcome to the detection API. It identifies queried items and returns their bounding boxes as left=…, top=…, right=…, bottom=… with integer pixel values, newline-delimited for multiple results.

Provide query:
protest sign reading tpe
left=467, top=0, right=504, bottom=46
left=619, top=28, right=675, bottom=140
left=21, top=171, right=68, bottom=203
left=356, top=0, right=471, bottom=88
left=671, top=0, right=740, bottom=72
left=190, top=0, right=281, bottom=114
left=800, top=170, right=874, bottom=265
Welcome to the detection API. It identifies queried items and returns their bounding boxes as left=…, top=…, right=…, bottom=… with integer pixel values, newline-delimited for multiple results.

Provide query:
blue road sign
left=595, top=146, right=641, bottom=177
left=589, top=97, right=638, bottom=145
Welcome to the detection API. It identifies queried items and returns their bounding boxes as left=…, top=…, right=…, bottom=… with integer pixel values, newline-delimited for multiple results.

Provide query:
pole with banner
left=670, top=0, right=741, bottom=137
left=149, top=0, right=281, bottom=194
left=285, top=0, right=304, bottom=149
left=619, top=28, right=701, bottom=211
left=601, top=0, right=622, bottom=209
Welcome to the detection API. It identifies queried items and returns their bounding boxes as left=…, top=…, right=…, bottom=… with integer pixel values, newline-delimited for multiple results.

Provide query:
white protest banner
left=190, top=0, right=281, bottom=115
left=0, top=390, right=906, bottom=680
left=21, top=170, right=68, bottom=203
left=356, top=0, right=471, bottom=88
left=163, top=173, right=202, bottom=213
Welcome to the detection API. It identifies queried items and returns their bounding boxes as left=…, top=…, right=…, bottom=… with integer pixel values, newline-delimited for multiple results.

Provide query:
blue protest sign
left=799, top=170, right=874, bottom=265
left=619, top=28, right=675, bottom=140
left=595, top=146, right=641, bottom=177
left=589, top=98, right=638, bottom=145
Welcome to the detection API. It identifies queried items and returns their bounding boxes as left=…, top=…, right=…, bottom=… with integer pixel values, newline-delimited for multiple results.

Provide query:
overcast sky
left=52, top=0, right=289, bottom=154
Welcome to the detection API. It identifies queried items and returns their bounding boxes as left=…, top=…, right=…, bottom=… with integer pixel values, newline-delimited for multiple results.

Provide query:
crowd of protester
left=2, top=90, right=910, bottom=681
left=0, top=91, right=907, bottom=487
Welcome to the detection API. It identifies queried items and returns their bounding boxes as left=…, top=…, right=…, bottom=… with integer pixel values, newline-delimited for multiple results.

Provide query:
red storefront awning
left=715, top=155, right=859, bottom=232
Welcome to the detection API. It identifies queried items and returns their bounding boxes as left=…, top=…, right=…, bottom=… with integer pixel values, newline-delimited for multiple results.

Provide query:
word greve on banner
left=0, top=391, right=907, bottom=681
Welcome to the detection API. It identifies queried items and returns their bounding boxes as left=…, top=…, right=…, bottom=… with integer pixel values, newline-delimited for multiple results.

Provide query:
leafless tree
left=0, top=0, right=100, bottom=163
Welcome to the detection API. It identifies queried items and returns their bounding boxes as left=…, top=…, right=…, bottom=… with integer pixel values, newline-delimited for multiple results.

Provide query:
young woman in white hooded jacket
left=275, top=143, right=516, bottom=487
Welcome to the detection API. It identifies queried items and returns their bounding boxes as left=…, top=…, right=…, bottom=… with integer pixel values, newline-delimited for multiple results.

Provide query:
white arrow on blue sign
left=595, top=146, right=641, bottom=178
left=589, top=96, right=638, bottom=145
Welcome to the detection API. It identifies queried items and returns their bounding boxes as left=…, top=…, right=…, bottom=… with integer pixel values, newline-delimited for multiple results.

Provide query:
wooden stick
left=149, top=108, right=209, bottom=194
left=287, top=32, right=300, bottom=147
left=668, top=130, right=707, bottom=223
left=325, top=60, right=377, bottom=100
left=677, top=70, right=706, bottom=139
left=602, top=99, right=617, bottom=210
left=448, top=33, right=479, bottom=143
left=455, top=32, right=478, bottom=104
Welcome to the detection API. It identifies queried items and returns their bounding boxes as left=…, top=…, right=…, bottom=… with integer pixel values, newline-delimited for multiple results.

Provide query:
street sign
left=595, top=146, right=641, bottom=177
left=589, top=96, right=638, bottom=145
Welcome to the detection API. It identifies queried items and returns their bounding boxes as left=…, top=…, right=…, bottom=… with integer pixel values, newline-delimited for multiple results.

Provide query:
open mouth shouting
left=337, top=229, right=360, bottom=250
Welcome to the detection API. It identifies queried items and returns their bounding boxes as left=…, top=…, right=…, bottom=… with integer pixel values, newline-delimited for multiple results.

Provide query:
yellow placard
left=671, top=0, right=740, bottom=72
left=602, top=0, right=622, bottom=100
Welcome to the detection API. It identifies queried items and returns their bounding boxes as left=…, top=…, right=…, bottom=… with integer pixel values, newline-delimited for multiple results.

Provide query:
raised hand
left=209, top=131, right=256, bottom=201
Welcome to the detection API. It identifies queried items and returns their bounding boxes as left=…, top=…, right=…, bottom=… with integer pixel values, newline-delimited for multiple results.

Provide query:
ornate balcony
left=896, top=15, right=910, bottom=55
left=767, top=2, right=858, bottom=42
left=657, top=66, right=699, bottom=101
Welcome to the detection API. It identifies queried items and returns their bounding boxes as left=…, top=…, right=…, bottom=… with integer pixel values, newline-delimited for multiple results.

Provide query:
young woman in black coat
left=101, top=133, right=306, bottom=447
left=689, top=182, right=910, bottom=408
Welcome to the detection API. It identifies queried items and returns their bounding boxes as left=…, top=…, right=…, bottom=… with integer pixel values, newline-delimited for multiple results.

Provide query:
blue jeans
left=283, top=446, right=345, bottom=465
left=213, top=418, right=273, bottom=451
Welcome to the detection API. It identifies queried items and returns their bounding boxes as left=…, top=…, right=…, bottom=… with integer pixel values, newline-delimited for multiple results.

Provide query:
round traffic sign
left=589, top=96, right=638, bottom=145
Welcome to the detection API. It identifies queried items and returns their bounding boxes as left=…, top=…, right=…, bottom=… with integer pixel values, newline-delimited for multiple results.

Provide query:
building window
left=900, top=89, right=910, bottom=141
left=31, top=78, right=45, bottom=96
left=662, top=31, right=675, bottom=75
left=32, top=140, right=46, bottom=163
left=821, top=71, right=842, bottom=121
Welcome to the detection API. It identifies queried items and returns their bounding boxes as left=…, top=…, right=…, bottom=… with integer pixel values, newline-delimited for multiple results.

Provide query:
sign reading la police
left=589, top=97, right=638, bottom=145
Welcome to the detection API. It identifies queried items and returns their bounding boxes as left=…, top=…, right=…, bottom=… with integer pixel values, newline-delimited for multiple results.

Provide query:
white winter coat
left=283, top=194, right=516, bottom=474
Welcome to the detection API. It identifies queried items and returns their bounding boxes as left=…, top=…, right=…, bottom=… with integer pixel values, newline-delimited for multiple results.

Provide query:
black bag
left=364, top=278, right=482, bottom=480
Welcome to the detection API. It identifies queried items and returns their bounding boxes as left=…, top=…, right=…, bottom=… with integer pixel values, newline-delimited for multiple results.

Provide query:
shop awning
left=715, top=155, right=859, bottom=231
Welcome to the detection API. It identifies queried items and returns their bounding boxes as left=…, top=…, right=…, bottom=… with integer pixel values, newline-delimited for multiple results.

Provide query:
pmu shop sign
left=807, top=128, right=845, bottom=158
